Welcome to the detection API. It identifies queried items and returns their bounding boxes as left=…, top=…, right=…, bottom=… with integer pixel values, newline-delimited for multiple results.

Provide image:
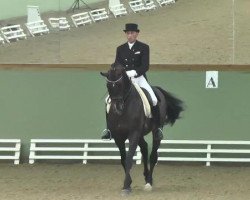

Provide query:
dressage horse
left=101, top=64, right=183, bottom=195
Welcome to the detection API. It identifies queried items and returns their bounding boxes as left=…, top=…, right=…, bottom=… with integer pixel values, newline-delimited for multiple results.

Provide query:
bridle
left=105, top=73, right=133, bottom=102
left=106, top=76, right=123, bottom=87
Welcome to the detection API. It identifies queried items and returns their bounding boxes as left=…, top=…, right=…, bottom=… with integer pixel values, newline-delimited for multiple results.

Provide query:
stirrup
left=101, top=129, right=112, bottom=140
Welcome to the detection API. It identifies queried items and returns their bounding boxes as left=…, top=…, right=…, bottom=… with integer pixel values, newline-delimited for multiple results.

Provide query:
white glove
left=126, top=70, right=137, bottom=78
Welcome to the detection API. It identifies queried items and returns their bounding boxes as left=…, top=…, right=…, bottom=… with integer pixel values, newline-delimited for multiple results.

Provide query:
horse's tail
left=156, top=87, right=184, bottom=126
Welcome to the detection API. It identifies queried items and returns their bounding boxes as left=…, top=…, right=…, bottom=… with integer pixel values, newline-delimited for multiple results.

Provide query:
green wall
left=0, top=0, right=102, bottom=20
left=0, top=69, right=250, bottom=162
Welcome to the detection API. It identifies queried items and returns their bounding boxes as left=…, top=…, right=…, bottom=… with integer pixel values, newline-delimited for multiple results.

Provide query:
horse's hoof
left=144, top=183, right=152, bottom=191
left=121, top=188, right=132, bottom=196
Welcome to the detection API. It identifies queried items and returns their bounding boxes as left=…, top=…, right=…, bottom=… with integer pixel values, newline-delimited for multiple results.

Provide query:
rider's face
left=125, top=31, right=139, bottom=43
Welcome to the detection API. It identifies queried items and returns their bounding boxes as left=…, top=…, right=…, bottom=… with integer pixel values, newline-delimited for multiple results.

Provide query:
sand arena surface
left=0, top=0, right=250, bottom=64
left=0, top=163, right=250, bottom=200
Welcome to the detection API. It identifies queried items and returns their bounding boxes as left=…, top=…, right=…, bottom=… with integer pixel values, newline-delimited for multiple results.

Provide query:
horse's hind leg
left=148, top=132, right=161, bottom=186
left=138, top=137, right=149, bottom=184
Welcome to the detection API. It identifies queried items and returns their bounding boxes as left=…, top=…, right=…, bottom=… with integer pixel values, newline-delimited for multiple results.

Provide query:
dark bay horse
left=100, top=64, right=183, bottom=195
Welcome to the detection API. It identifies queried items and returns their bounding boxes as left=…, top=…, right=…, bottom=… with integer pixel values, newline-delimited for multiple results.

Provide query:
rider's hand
left=126, top=70, right=137, bottom=78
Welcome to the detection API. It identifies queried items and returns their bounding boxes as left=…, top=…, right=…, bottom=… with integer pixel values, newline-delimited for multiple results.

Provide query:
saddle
left=106, top=83, right=158, bottom=118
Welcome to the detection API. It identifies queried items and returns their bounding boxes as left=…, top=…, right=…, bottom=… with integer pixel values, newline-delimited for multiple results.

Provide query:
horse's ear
left=100, top=72, right=108, bottom=77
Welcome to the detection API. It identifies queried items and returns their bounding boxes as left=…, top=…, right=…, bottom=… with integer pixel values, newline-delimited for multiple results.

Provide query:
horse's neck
left=123, top=77, right=133, bottom=97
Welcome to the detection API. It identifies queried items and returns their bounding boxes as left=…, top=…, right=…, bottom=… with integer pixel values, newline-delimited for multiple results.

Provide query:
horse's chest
left=108, top=115, right=131, bottom=132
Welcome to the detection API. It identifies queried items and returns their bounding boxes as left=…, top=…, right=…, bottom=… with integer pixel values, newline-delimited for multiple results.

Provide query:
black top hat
left=123, top=23, right=140, bottom=32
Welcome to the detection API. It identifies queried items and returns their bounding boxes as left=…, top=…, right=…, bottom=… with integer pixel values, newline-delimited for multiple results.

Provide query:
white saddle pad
left=133, top=83, right=152, bottom=118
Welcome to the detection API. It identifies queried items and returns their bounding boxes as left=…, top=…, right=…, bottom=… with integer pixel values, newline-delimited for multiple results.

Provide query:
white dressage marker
left=71, top=12, right=92, bottom=27
left=109, top=0, right=128, bottom=18
left=156, top=0, right=175, bottom=7
left=0, top=139, right=21, bottom=164
left=48, top=17, right=70, bottom=30
left=89, top=8, right=109, bottom=22
left=29, top=139, right=141, bottom=164
left=27, top=5, right=42, bottom=22
left=26, top=5, right=49, bottom=37
left=0, top=25, right=27, bottom=43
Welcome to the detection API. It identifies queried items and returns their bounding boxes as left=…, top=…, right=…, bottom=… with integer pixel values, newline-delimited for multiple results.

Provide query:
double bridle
left=106, top=74, right=133, bottom=102
left=106, top=76, right=123, bottom=87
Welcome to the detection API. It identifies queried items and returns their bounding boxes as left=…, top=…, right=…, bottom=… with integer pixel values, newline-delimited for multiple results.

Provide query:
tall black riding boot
left=101, top=110, right=112, bottom=140
left=152, top=104, right=163, bottom=140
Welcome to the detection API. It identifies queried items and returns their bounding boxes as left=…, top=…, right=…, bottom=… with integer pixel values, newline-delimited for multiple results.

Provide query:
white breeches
left=131, top=75, right=158, bottom=106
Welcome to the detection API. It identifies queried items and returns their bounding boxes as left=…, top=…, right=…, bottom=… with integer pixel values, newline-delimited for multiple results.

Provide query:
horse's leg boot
left=152, top=105, right=163, bottom=140
left=101, top=129, right=112, bottom=140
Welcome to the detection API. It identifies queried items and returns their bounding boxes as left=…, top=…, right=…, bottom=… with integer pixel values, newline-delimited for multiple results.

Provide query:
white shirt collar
left=128, top=42, right=135, bottom=49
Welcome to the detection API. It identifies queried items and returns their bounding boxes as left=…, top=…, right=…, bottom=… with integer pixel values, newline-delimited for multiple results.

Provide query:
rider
left=102, top=23, right=163, bottom=140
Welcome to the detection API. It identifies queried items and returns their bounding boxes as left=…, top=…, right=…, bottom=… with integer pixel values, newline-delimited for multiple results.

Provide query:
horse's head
left=100, top=63, right=131, bottom=100
left=101, top=63, right=131, bottom=114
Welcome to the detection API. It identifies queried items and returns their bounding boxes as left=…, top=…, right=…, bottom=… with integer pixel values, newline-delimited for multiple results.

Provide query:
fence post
left=82, top=142, right=88, bottom=164
left=206, top=144, right=211, bottom=166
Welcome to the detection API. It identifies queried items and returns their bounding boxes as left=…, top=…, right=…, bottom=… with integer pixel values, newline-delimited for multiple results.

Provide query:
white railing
left=0, top=24, right=27, bottom=43
left=0, top=139, right=21, bottom=165
left=25, top=20, right=49, bottom=37
left=144, top=0, right=157, bottom=11
left=129, top=0, right=146, bottom=13
left=109, top=4, right=128, bottom=18
left=0, top=35, right=5, bottom=44
left=156, top=0, right=175, bottom=7
left=71, top=12, right=92, bottom=27
left=29, top=139, right=141, bottom=164
left=159, top=140, right=250, bottom=166
left=89, top=8, right=109, bottom=22
left=48, top=17, right=70, bottom=30
left=12, top=139, right=250, bottom=166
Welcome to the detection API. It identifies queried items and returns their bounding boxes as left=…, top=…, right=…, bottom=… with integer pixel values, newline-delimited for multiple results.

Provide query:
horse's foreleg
left=123, top=134, right=139, bottom=192
left=138, top=137, right=149, bottom=184
left=117, top=142, right=126, bottom=172
left=148, top=132, right=161, bottom=186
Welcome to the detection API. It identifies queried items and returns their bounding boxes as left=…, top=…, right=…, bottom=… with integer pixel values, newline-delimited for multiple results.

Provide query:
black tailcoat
left=115, top=40, right=149, bottom=78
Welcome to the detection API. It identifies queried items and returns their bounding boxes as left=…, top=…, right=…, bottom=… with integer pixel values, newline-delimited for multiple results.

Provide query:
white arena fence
left=28, top=139, right=250, bottom=166
left=29, top=139, right=142, bottom=164
left=0, top=139, right=21, bottom=165
left=2, top=139, right=250, bottom=166
left=159, top=140, right=250, bottom=166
